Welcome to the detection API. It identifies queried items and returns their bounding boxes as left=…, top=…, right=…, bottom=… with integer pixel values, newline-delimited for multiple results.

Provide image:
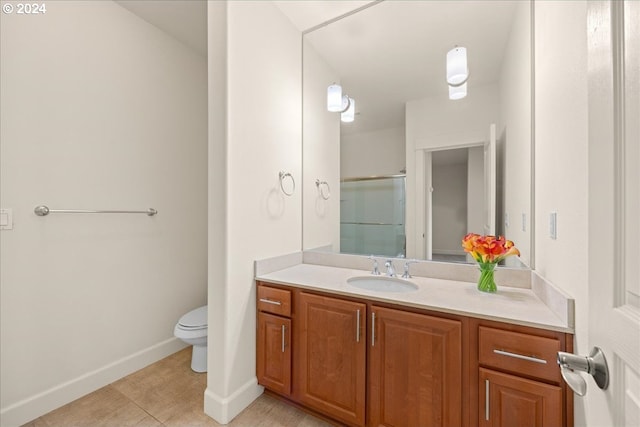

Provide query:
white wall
left=341, top=126, right=405, bottom=178
left=533, top=1, right=588, bottom=425
left=0, top=2, right=208, bottom=425
left=303, top=40, right=341, bottom=252
left=432, top=162, right=467, bottom=254
left=205, top=0, right=228, bottom=414
left=467, top=146, right=485, bottom=235
left=499, top=0, right=532, bottom=266
left=405, top=83, right=499, bottom=258
left=406, top=83, right=500, bottom=152
left=205, top=1, right=302, bottom=422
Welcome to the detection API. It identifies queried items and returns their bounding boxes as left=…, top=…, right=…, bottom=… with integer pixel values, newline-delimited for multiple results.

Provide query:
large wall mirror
left=301, top=0, right=533, bottom=268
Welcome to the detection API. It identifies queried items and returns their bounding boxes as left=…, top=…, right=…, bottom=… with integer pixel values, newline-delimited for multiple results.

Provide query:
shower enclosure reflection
left=340, top=175, right=406, bottom=258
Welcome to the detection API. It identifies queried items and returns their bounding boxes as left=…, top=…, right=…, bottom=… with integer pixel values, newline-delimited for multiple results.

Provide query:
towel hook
left=315, top=179, right=331, bottom=200
left=279, top=171, right=295, bottom=196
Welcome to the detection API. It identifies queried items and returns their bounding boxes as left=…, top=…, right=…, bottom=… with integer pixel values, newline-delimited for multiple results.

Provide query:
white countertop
left=256, top=263, right=573, bottom=333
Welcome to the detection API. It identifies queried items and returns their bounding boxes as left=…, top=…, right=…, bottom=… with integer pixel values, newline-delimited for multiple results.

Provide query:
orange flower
left=461, top=233, right=520, bottom=264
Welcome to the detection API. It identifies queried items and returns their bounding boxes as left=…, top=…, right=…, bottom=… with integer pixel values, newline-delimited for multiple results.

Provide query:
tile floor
left=22, top=348, right=332, bottom=427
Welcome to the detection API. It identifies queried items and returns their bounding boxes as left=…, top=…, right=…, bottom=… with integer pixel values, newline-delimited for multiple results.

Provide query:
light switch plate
left=549, top=212, right=557, bottom=240
left=0, top=209, right=13, bottom=230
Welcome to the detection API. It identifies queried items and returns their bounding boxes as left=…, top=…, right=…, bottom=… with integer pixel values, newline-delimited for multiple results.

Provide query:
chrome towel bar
left=34, top=205, right=157, bottom=216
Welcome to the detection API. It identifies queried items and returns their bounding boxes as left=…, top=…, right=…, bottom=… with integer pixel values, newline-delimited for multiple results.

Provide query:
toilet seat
left=173, top=305, right=208, bottom=373
left=177, top=305, right=207, bottom=330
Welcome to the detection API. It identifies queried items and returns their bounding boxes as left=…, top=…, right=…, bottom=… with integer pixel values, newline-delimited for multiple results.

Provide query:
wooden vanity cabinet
left=256, top=284, right=292, bottom=396
left=295, top=292, right=367, bottom=427
left=256, top=281, right=573, bottom=427
left=472, top=319, right=573, bottom=427
left=479, top=368, right=562, bottom=427
left=368, top=306, right=463, bottom=427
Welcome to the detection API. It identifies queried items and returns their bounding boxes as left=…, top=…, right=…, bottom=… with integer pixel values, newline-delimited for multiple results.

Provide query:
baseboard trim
left=204, top=377, right=264, bottom=424
left=0, top=338, right=187, bottom=427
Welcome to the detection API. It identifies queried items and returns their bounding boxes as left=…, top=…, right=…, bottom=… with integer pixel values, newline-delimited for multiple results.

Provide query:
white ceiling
left=114, top=1, right=520, bottom=135
left=115, top=0, right=207, bottom=56
left=114, top=0, right=364, bottom=57
left=301, top=1, right=519, bottom=135
left=273, top=1, right=377, bottom=32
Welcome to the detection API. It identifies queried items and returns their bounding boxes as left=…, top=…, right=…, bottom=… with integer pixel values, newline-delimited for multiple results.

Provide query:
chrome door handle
left=356, top=309, right=361, bottom=343
left=557, top=347, right=609, bottom=395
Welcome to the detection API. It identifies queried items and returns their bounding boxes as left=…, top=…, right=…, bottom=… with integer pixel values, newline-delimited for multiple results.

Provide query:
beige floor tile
left=229, top=394, right=333, bottom=427
left=112, top=348, right=206, bottom=424
left=22, top=348, right=332, bottom=427
left=20, top=417, right=50, bottom=427
left=34, top=386, right=161, bottom=427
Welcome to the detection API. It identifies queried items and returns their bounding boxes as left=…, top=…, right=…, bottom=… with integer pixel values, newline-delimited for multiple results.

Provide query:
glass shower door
left=340, top=175, right=406, bottom=257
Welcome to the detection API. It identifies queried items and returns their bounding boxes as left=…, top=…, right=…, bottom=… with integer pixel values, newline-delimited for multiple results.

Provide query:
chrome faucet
left=402, top=260, right=418, bottom=279
left=385, top=260, right=396, bottom=277
left=368, top=255, right=380, bottom=275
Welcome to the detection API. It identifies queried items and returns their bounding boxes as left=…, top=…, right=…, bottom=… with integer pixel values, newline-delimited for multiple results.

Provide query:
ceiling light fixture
left=448, top=82, right=467, bottom=100
left=328, top=83, right=355, bottom=121
left=327, top=83, right=344, bottom=112
left=446, top=46, right=469, bottom=86
left=341, top=97, right=355, bottom=122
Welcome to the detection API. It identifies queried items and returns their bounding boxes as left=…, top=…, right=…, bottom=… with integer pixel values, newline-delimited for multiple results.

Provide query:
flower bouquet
left=461, top=233, right=520, bottom=293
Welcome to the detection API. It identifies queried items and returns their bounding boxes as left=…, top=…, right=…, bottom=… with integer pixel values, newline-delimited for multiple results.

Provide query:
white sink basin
left=347, top=276, right=419, bottom=293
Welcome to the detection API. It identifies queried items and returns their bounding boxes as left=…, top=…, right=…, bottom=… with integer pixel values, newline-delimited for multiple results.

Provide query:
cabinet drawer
left=257, top=285, right=291, bottom=317
left=478, top=326, right=561, bottom=383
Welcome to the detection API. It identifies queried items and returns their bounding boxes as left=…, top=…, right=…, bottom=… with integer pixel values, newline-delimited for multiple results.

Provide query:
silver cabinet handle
left=356, top=309, right=361, bottom=342
left=281, top=325, right=286, bottom=353
left=485, top=379, right=490, bottom=420
left=493, top=349, right=547, bottom=364
left=259, top=298, right=282, bottom=306
left=371, top=312, right=376, bottom=347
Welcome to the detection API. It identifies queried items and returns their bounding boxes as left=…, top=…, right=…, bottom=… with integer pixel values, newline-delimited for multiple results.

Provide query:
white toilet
left=174, top=305, right=208, bottom=373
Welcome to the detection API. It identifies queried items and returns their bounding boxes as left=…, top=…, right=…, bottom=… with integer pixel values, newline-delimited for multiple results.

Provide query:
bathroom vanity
left=255, top=262, right=574, bottom=427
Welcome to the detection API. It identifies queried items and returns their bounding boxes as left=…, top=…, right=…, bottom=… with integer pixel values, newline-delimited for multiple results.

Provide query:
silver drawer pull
left=371, top=312, right=376, bottom=347
left=259, top=298, right=282, bottom=306
left=281, top=325, right=286, bottom=353
left=494, top=349, right=547, bottom=364
left=356, top=309, right=361, bottom=343
left=485, top=379, right=490, bottom=420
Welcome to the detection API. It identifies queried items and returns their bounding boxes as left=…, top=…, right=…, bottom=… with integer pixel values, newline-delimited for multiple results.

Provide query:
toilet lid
left=178, top=305, right=207, bottom=329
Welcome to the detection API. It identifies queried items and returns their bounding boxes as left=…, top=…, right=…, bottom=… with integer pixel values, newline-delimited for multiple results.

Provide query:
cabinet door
left=369, top=306, right=462, bottom=427
left=296, top=292, right=366, bottom=427
left=479, top=368, right=562, bottom=427
left=257, top=312, right=291, bottom=396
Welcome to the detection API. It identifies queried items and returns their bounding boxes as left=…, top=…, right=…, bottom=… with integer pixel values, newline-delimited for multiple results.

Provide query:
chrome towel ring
left=279, top=171, right=295, bottom=196
left=315, top=179, right=331, bottom=200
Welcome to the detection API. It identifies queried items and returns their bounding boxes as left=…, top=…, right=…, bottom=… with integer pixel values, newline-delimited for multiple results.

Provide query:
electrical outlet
left=505, top=212, right=510, bottom=229
left=522, top=213, right=527, bottom=232
left=0, top=209, right=13, bottom=230
left=549, top=212, right=557, bottom=240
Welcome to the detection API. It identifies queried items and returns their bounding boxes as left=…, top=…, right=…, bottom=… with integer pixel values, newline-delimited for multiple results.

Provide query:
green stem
left=477, top=263, right=497, bottom=293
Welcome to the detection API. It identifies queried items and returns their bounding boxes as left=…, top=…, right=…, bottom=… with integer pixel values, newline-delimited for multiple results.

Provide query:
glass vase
left=477, top=262, right=497, bottom=293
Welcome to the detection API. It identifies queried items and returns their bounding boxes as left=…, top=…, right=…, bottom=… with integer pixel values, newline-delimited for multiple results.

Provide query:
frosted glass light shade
left=449, top=82, right=467, bottom=100
left=341, top=97, right=355, bottom=122
left=327, top=84, right=343, bottom=112
left=446, top=47, right=468, bottom=86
